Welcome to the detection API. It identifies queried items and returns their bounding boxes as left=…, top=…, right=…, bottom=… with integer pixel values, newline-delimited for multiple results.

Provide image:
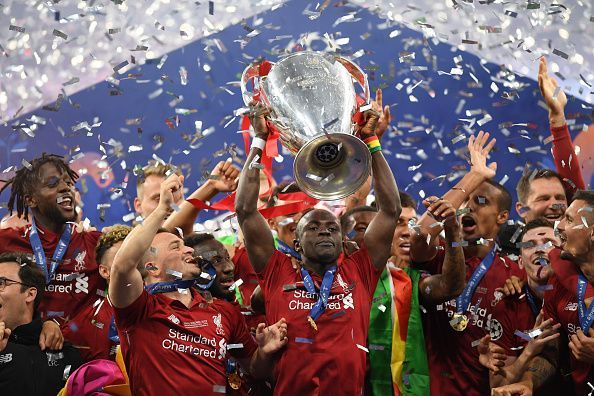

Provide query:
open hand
left=477, top=335, right=507, bottom=375
left=468, top=130, right=497, bottom=180
left=538, top=57, right=567, bottom=119
left=256, top=318, right=288, bottom=356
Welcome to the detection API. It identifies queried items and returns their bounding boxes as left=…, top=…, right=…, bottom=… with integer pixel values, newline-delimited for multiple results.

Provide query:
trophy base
left=293, top=134, right=372, bottom=201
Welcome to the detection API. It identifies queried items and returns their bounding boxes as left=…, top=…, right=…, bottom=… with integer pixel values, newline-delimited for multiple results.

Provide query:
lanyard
left=577, top=273, right=594, bottom=331
left=524, top=285, right=540, bottom=317
left=300, top=265, right=337, bottom=322
left=29, top=217, right=72, bottom=283
left=145, top=279, right=198, bottom=294
left=455, top=248, right=496, bottom=314
left=277, top=239, right=301, bottom=260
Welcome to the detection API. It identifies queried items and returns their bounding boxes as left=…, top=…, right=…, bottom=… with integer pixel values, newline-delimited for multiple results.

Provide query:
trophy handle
left=334, top=56, right=370, bottom=104
left=240, top=62, right=276, bottom=106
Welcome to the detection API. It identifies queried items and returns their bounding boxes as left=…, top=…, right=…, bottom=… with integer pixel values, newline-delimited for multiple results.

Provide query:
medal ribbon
left=145, top=279, right=200, bottom=294
left=276, top=239, right=300, bottom=260
left=524, top=285, right=540, bottom=317
left=29, top=217, right=72, bottom=283
left=300, top=265, right=337, bottom=323
left=455, top=248, right=496, bottom=314
left=577, top=273, right=594, bottom=331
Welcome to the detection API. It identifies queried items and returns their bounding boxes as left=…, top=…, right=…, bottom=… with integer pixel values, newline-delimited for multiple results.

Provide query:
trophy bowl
left=241, top=51, right=372, bottom=201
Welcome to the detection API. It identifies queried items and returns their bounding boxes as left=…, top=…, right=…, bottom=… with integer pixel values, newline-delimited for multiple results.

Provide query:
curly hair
left=0, top=153, right=78, bottom=220
left=95, top=225, right=133, bottom=265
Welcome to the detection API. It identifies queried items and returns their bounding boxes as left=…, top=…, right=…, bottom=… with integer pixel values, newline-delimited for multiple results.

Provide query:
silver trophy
left=240, top=51, right=372, bottom=200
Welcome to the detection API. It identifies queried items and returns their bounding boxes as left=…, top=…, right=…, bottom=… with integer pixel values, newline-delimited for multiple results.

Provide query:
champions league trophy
left=240, top=51, right=372, bottom=200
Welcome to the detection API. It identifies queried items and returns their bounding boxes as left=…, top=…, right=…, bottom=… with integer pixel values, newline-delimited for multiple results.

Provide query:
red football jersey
left=543, top=249, right=594, bottom=395
left=422, top=248, right=527, bottom=395
left=61, top=295, right=117, bottom=362
left=259, top=246, right=382, bottom=396
left=114, top=289, right=257, bottom=395
left=233, top=247, right=267, bottom=330
left=0, top=224, right=107, bottom=361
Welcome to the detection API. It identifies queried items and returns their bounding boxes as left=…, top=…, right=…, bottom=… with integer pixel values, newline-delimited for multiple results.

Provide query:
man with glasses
left=0, top=252, right=82, bottom=395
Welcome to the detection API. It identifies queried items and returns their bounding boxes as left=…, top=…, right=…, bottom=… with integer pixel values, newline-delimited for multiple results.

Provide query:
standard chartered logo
left=74, top=275, right=89, bottom=294
left=343, top=294, right=354, bottom=309
left=217, top=339, right=227, bottom=359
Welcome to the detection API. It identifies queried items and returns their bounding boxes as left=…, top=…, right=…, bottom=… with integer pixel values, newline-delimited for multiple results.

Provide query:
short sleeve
left=113, top=290, right=155, bottom=330
left=346, top=245, right=383, bottom=296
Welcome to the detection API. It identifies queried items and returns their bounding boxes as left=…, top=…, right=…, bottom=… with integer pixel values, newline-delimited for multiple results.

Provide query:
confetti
left=53, top=29, right=68, bottom=40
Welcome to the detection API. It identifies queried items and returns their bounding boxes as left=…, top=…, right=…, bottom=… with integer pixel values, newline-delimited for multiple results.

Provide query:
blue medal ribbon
left=524, top=285, right=540, bottom=317
left=577, top=273, right=594, bottom=331
left=455, top=248, right=496, bottom=314
left=145, top=279, right=199, bottom=294
left=300, top=265, right=337, bottom=322
left=29, top=217, right=72, bottom=283
left=107, top=315, right=120, bottom=343
left=277, top=239, right=300, bottom=260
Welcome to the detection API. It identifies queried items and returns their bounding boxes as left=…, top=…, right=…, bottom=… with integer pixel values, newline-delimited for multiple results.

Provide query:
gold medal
left=450, top=313, right=468, bottom=331
left=228, top=372, right=242, bottom=390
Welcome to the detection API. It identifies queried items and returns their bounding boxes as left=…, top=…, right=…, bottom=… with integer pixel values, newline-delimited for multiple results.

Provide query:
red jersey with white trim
left=114, top=289, right=257, bottom=395
left=0, top=224, right=106, bottom=361
left=421, top=248, right=526, bottom=396
left=260, top=246, right=382, bottom=396
left=543, top=248, right=594, bottom=395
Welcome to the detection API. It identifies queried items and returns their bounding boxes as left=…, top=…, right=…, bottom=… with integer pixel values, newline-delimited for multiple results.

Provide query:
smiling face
left=517, top=177, right=567, bottom=223
left=459, top=182, right=509, bottom=241
left=146, top=232, right=199, bottom=283
left=25, top=163, right=77, bottom=227
left=558, top=199, right=594, bottom=264
left=295, top=209, right=343, bottom=265
left=0, top=262, right=36, bottom=330
left=190, top=239, right=235, bottom=301
left=519, top=226, right=558, bottom=284
left=391, top=207, right=418, bottom=261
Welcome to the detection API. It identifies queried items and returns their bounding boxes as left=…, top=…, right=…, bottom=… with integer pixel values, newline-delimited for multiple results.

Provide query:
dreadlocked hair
left=0, top=153, right=79, bottom=220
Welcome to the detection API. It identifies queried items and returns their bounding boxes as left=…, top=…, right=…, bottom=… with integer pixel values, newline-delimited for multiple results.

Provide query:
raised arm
left=418, top=198, right=465, bottom=304
left=360, top=104, right=402, bottom=270
left=235, top=103, right=275, bottom=273
left=344, top=89, right=391, bottom=212
left=410, top=130, right=497, bottom=262
left=109, top=174, right=183, bottom=308
left=538, top=57, right=585, bottom=193
left=163, top=159, right=240, bottom=236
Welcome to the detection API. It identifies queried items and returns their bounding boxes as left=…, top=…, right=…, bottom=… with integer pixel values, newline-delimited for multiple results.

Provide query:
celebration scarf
left=368, top=267, right=429, bottom=396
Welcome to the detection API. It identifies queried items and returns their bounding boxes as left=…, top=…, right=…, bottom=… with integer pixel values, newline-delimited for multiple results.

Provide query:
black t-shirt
left=0, top=319, right=83, bottom=396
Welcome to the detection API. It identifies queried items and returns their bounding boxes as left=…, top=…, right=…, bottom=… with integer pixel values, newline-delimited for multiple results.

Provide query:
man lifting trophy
left=241, top=51, right=373, bottom=200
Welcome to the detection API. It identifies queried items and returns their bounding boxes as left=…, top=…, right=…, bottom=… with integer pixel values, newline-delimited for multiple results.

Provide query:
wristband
left=363, top=136, right=381, bottom=154
left=251, top=137, right=266, bottom=151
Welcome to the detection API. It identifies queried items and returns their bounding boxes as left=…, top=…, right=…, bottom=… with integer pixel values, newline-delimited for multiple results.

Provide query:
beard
left=44, top=204, right=76, bottom=225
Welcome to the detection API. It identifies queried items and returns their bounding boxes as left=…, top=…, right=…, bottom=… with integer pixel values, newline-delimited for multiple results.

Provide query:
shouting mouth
left=56, top=195, right=74, bottom=211
left=461, top=215, right=477, bottom=234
